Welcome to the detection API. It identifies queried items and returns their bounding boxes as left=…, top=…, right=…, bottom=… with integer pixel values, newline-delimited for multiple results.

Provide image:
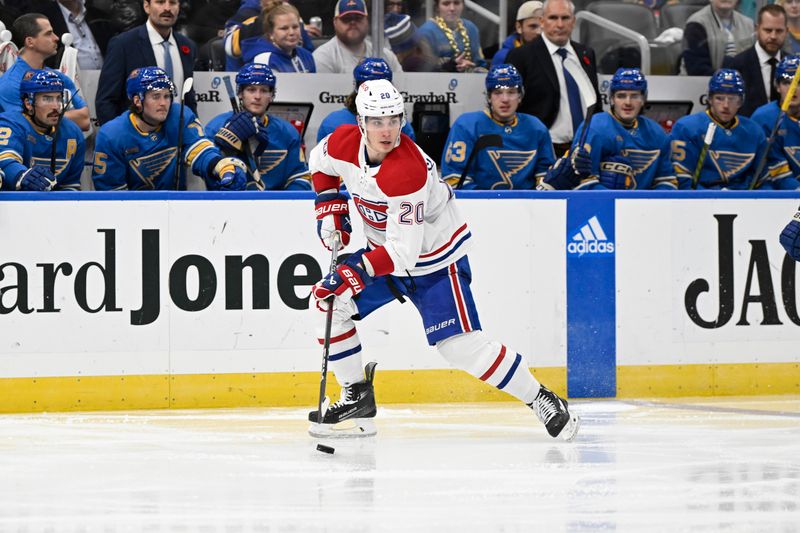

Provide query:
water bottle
left=309, top=16, right=322, bottom=31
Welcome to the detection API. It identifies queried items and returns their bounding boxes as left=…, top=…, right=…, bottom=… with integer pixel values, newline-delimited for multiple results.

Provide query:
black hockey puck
left=316, top=444, right=335, bottom=454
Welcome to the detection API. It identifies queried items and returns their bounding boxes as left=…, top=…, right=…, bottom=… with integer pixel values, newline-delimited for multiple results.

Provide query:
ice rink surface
left=1, top=397, right=798, bottom=532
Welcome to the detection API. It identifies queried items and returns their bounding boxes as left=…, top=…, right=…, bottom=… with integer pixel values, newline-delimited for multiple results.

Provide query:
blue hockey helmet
left=236, top=62, right=276, bottom=93
left=126, top=66, right=175, bottom=102
left=20, top=69, right=64, bottom=103
left=353, top=57, right=393, bottom=87
left=776, top=55, right=800, bottom=83
left=609, top=67, right=647, bottom=96
left=708, top=68, right=745, bottom=97
left=485, top=63, right=523, bottom=93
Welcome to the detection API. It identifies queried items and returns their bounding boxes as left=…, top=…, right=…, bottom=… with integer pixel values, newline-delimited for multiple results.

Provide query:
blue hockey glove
left=215, top=111, right=258, bottom=153
left=570, top=146, right=592, bottom=176
left=253, top=125, right=269, bottom=157
left=15, top=166, right=56, bottom=191
left=211, top=157, right=247, bottom=190
left=780, top=213, right=800, bottom=262
left=599, top=156, right=635, bottom=190
left=539, top=156, right=581, bottom=190
left=315, top=192, right=351, bottom=250
left=312, top=249, right=373, bottom=303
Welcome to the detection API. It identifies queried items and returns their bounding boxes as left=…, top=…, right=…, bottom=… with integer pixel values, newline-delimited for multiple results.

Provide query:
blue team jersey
left=670, top=111, right=780, bottom=189
left=241, top=38, right=315, bottom=73
left=317, top=107, right=416, bottom=143
left=205, top=111, right=311, bottom=190
left=441, top=110, right=554, bottom=190
left=0, top=58, right=87, bottom=113
left=749, top=101, right=800, bottom=190
left=0, top=111, right=85, bottom=191
left=92, top=105, right=222, bottom=191
left=572, top=111, right=677, bottom=190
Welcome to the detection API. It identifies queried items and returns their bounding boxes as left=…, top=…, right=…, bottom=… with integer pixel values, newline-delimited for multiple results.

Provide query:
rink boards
left=1, top=191, right=799, bottom=412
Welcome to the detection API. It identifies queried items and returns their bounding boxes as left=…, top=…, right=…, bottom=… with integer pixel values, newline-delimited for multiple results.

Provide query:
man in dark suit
left=95, top=0, right=195, bottom=125
left=506, top=0, right=601, bottom=157
left=31, top=0, right=116, bottom=70
left=722, top=4, right=787, bottom=117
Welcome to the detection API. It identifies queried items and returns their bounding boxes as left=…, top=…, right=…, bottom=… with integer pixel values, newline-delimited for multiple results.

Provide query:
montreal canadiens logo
left=354, top=196, right=388, bottom=229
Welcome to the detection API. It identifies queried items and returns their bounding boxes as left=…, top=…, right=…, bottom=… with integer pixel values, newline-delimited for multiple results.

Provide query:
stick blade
left=181, top=77, right=194, bottom=97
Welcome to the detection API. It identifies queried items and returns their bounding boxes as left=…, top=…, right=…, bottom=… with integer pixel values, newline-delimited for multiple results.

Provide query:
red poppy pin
left=180, top=45, right=190, bottom=55
left=582, top=54, right=590, bottom=66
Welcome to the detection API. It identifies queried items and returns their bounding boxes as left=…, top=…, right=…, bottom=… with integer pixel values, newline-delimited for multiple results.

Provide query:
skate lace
left=535, top=393, right=559, bottom=425
left=330, top=386, right=357, bottom=410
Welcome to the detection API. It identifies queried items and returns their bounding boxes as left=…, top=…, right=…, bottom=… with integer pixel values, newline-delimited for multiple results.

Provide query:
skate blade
left=558, top=414, right=580, bottom=442
left=308, top=418, right=377, bottom=438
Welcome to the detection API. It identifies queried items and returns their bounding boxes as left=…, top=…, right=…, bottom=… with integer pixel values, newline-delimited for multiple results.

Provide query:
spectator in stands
left=492, top=1, right=543, bottom=66
left=313, top=0, right=402, bottom=74
left=441, top=64, right=554, bottom=189
left=95, top=0, right=196, bottom=125
left=385, top=13, right=439, bottom=72
left=751, top=54, right=800, bottom=189
left=31, top=0, right=116, bottom=71
left=108, top=0, right=145, bottom=32
left=681, top=0, right=755, bottom=76
left=781, top=0, right=800, bottom=54
left=0, top=13, right=90, bottom=130
left=506, top=0, right=602, bottom=157
left=224, top=0, right=317, bottom=72
left=418, top=0, right=487, bottom=72
left=386, top=0, right=405, bottom=15
left=239, top=3, right=315, bottom=72
left=205, top=62, right=311, bottom=190
left=669, top=69, right=786, bottom=189
left=723, top=4, right=787, bottom=117
left=317, top=57, right=415, bottom=142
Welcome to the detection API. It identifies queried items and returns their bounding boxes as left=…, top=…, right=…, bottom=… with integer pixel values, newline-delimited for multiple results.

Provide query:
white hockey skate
left=308, top=362, right=378, bottom=438
left=529, top=385, right=580, bottom=441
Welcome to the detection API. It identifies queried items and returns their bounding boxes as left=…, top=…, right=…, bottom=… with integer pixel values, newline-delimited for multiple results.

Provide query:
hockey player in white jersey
left=307, top=78, right=579, bottom=441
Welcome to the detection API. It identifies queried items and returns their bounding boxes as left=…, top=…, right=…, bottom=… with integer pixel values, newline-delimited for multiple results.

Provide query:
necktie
left=768, top=56, right=779, bottom=102
left=161, top=40, right=174, bottom=81
left=556, top=47, right=583, bottom=137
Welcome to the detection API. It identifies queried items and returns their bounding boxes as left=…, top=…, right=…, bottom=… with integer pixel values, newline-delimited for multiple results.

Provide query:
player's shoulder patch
left=327, top=124, right=361, bottom=166
left=375, top=136, right=428, bottom=197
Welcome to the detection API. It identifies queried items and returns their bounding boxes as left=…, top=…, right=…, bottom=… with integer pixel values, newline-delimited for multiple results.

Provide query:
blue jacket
left=491, top=33, right=521, bottom=67
left=241, top=38, right=316, bottom=73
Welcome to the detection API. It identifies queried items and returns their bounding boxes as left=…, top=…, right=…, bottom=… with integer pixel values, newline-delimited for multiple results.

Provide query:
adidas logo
left=567, top=216, right=615, bottom=255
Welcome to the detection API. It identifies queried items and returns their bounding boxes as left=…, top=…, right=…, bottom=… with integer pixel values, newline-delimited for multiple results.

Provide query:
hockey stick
left=222, top=75, right=264, bottom=190
left=317, top=231, right=341, bottom=424
left=575, top=102, right=598, bottom=152
left=50, top=88, right=79, bottom=175
left=455, top=134, right=503, bottom=189
left=691, top=121, right=717, bottom=190
left=174, top=77, right=194, bottom=190
left=749, top=65, right=800, bottom=190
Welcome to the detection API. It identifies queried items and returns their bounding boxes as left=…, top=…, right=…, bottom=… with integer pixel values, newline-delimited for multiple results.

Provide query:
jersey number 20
left=399, top=201, right=424, bottom=225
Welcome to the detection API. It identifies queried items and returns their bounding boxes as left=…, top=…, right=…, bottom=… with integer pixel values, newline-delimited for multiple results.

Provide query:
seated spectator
left=313, top=0, right=402, bottom=74
left=669, top=69, right=787, bottom=189
left=723, top=4, right=787, bottom=117
left=750, top=55, right=800, bottom=189
left=782, top=0, right=800, bottom=54
left=31, top=0, right=116, bottom=71
left=224, top=0, right=317, bottom=72
left=317, top=57, right=415, bottom=143
left=384, top=13, right=439, bottom=72
left=418, top=0, right=487, bottom=72
left=441, top=64, right=554, bottom=189
left=0, top=13, right=90, bottom=131
left=108, top=0, right=145, bottom=32
left=682, top=0, right=755, bottom=76
left=239, top=3, right=315, bottom=72
left=0, top=70, right=85, bottom=191
left=541, top=68, right=677, bottom=191
left=92, top=67, right=247, bottom=191
left=492, top=1, right=543, bottom=66
left=205, top=63, right=311, bottom=190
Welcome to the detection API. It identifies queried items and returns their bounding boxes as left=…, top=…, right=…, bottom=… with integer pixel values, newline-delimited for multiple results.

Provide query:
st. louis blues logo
left=130, top=147, right=177, bottom=188
left=486, top=149, right=537, bottom=189
left=353, top=195, right=388, bottom=230
left=621, top=148, right=659, bottom=176
left=783, top=146, right=800, bottom=169
left=257, top=150, right=288, bottom=173
left=708, top=150, right=754, bottom=180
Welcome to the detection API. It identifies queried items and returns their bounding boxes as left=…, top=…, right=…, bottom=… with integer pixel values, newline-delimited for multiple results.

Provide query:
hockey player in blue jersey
left=440, top=63, right=554, bottom=189
left=205, top=62, right=311, bottom=191
left=0, top=70, right=85, bottom=191
left=316, top=57, right=416, bottom=142
left=556, top=68, right=677, bottom=190
left=670, top=69, right=786, bottom=190
left=750, top=55, right=800, bottom=190
left=92, top=67, right=247, bottom=191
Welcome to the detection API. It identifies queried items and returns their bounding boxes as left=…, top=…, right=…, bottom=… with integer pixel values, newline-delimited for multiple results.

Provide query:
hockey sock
left=317, top=300, right=364, bottom=386
left=437, top=331, right=541, bottom=404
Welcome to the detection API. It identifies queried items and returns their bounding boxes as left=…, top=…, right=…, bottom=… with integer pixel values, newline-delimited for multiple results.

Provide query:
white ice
left=0, top=398, right=798, bottom=532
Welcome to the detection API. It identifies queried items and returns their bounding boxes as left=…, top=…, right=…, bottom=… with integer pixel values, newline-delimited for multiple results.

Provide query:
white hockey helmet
left=355, top=78, right=405, bottom=119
